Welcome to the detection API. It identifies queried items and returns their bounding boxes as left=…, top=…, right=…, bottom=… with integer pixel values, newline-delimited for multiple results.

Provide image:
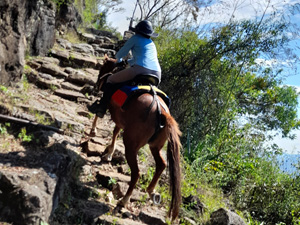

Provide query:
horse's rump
left=110, top=92, right=170, bottom=143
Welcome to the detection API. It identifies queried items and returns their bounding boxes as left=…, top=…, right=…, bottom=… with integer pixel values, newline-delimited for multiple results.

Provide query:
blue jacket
left=115, top=34, right=161, bottom=73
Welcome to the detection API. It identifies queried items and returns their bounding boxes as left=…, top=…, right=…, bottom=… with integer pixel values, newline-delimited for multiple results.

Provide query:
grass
left=64, top=31, right=82, bottom=44
left=18, top=127, right=33, bottom=142
left=0, top=124, right=26, bottom=153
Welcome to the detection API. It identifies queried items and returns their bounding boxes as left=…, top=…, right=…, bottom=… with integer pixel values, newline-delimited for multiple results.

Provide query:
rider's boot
left=88, top=83, right=117, bottom=118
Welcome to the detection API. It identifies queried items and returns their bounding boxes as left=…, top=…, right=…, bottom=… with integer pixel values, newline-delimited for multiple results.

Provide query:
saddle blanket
left=111, top=85, right=170, bottom=108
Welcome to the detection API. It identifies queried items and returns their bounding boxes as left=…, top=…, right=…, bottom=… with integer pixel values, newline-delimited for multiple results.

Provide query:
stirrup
left=88, top=100, right=101, bottom=113
left=96, top=111, right=105, bottom=118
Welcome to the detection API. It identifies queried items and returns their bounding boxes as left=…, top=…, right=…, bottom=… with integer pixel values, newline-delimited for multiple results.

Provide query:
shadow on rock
left=0, top=125, right=104, bottom=225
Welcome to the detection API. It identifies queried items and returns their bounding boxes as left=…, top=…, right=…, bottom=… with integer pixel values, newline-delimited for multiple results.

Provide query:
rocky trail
left=0, top=27, right=248, bottom=225
left=0, top=30, right=173, bottom=225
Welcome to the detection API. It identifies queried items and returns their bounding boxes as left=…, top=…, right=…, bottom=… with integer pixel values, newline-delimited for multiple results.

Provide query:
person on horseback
left=88, top=20, right=161, bottom=118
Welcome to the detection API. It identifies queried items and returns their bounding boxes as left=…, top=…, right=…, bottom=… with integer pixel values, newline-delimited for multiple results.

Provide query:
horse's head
left=95, top=54, right=128, bottom=92
left=99, top=54, right=117, bottom=77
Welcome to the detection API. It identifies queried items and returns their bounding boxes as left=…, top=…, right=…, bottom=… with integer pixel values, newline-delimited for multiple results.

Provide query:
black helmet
left=130, top=20, right=158, bottom=38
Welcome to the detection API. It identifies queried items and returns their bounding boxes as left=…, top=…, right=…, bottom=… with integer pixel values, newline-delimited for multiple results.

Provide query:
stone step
left=65, top=67, right=98, bottom=86
left=138, top=207, right=167, bottom=225
left=54, top=88, right=85, bottom=101
left=97, top=214, right=147, bottom=225
left=96, top=171, right=131, bottom=190
left=27, top=58, right=99, bottom=95
left=49, top=48, right=103, bottom=69
left=39, top=62, right=69, bottom=79
left=112, top=182, right=147, bottom=202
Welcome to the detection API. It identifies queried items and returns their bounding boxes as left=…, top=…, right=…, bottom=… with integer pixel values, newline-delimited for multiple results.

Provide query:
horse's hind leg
left=102, top=126, right=121, bottom=161
left=146, top=145, right=167, bottom=202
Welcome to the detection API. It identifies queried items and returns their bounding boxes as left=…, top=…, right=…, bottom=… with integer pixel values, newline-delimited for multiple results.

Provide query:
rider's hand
left=116, top=60, right=127, bottom=67
left=107, top=57, right=117, bottom=63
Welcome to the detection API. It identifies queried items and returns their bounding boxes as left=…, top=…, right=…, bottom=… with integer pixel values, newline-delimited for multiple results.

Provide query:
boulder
left=92, top=45, right=116, bottom=57
left=61, top=81, right=82, bottom=92
left=97, top=214, right=145, bottom=225
left=182, top=195, right=206, bottom=215
left=27, top=71, right=62, bottom=90
left=0, top=130, right=84, bottom=224
left=96, top=171, right=131, bottom=190
left=81, top=140, right=106, bottom=157
left=49, top=49, right=70, bottom=63
left=138, top=206, right=167, bottom=225
left=0, top=169, right=56, bottom=225
left=112, top=182, right=145, bottom=202
left=209, top=208, right=246, bottom=225
left=56, top=38, right=73, bottom=50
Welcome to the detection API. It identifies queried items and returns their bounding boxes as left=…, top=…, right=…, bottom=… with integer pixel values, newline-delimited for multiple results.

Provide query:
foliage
left=22, top=74, right=30, bottom=92
left=18, top=127, right=33, bottom=142
left=235, top=164, right=300, bottom=224
left=0, top=85, right=8, bottom=93
left=74, top=0, right=123, bottom=37
left=186, top=123, right=300, bottom=224
left=154, top=12, right=300, bottom=225
left=51, top=0, right=67, bottom=8
left=134, top=0, right=199, bottom=29
left=0, top=123, right=10, bottom=135
left=139, top=167, right=155, bottom=190
left=156, top=18, right=299, bottom=148
left=63, top=31, right=82, bottom=43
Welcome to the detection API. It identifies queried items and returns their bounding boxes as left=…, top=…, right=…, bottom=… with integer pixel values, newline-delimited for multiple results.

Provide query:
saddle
left=111, top=75, right=170, bottom=109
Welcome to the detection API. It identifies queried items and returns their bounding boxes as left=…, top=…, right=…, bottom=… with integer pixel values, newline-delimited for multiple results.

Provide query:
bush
left=188, top=125, right=300, bottom=224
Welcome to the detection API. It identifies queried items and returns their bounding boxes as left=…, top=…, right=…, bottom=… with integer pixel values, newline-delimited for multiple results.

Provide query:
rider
left=88, top=20, right=161, bottom=118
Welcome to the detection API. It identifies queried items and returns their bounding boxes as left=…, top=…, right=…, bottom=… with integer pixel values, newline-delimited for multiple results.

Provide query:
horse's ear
left=104, top=54, right=108, bottom=60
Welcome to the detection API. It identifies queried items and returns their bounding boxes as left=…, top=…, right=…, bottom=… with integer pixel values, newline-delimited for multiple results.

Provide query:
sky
left=106, top=0, right=300, bottom=154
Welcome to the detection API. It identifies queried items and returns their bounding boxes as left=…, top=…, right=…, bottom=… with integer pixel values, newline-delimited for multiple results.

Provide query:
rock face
left=0, top=0, right=56, bottom=85
left=56, top=0, right=82, bottom=33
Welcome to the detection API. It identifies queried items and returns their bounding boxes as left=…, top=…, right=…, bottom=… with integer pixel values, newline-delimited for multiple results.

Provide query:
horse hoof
left=117, top=199, right=126, bottom=207
left=89, top=130, right=96, bottom=137
left=151, top=193, right=161, bottom=205
left=102, top=153, right=112, bottom=162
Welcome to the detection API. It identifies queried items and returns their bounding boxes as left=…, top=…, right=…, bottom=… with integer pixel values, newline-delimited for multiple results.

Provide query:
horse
left=89, top=55, right=182, bottom=220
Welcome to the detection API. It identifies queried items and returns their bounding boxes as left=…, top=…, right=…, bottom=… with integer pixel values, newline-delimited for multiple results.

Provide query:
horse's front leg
left=102, top=125, right=121, bottom=161
left=118, top=148, right=140, bottom=207
left=118, top=133, right=140, bottom=207
left=89, top=116, right=98, bottom=136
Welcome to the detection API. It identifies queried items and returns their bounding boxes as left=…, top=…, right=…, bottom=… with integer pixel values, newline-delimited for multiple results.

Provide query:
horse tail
left=164, top=112, right=182, bottom=220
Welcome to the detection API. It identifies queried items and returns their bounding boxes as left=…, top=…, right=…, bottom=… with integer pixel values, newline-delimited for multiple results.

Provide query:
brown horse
left=89, top=55, right=182, bottom=220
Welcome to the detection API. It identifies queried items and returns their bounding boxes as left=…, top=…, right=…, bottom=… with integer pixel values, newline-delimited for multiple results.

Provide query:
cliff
left=0, top=0, right=81, bottom=86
